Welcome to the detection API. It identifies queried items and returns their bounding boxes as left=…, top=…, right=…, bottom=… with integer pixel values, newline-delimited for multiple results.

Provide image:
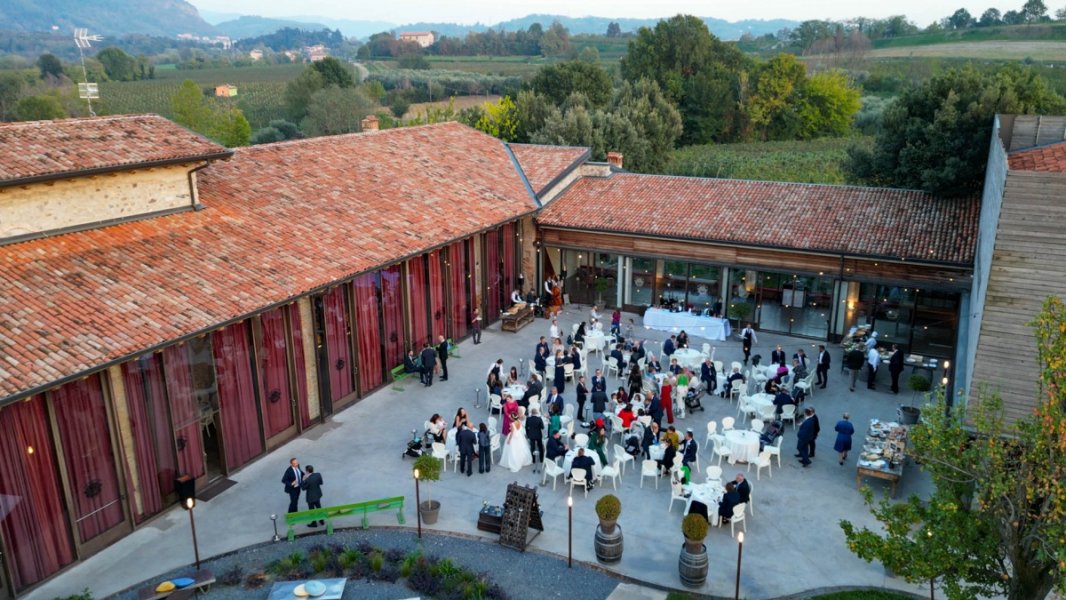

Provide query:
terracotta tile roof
left=0, top=121, right=536, bottom=400
left=0, top=114, right=229, bottom=186
left=1007, top=141, right=1066, bottom=172
left=538, top=173, right=979, bottom=265
left=509, top=143, right=590, bottom=195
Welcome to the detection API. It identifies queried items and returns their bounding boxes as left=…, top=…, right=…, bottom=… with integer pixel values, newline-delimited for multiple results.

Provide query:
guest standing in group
left=627, top=364, right=643, bottom=400
left=816, top=344, right=831, bottom=389
left=576, top=375, right=589, bottom=422
left=845, top=346, right=865, bottom=392
left=796, top=408, right=816, bottom=467
left=471, top=307, right=482, bottom=344
left=419, top=342, right=437, bottom=387
left=771, top=345, right=787, bottom=366
left=834, top=413, right=855, bottom=465
left=477, top=423, right=492, bottom=474
left=436, top=335, right=449, bottom=382
left=661, top=375, right=674, bottom=425
left=501, top=394, right=519, bottom=436
left=663, top=335, right=676, bottom=358
left=807, top=407, right=821, bottom=458
left=888, top=344, right=904, bottom=394
left=866, top=345, right=881, bottom=390
left=553, top=351, right=566, bottom=394
left=740, top=323, right=757, bottom=365
left=526, top=408, right=545, bottom=473
left=301, top=465, right=324, bottom=527
left=282, top=457, right=303, bottom=513
left=610, top=309, right=621, bottom=335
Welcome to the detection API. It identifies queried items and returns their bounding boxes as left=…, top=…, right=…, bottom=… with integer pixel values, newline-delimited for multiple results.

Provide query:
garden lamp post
left=414, top=468, right=422, bottom=539
left=186, top=498, right=201, bottom=569
left=567, top=495, right=573, bottom=568
left=270, top=513, right=280, bottom=542
left=734, top=531, right=744, bottom=600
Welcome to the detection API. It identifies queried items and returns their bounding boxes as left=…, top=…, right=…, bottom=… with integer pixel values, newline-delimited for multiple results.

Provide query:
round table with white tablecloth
left=562, top=448, right=601, bottom=478
left=747, top=392, right=774, bottom=416
left=504, top=385, right=526, bottom=400
left=672, top=348, right=704, bottom=370
left=724, top=429, right=761, bottom=463
left=584, top=331, right=607, bottom=354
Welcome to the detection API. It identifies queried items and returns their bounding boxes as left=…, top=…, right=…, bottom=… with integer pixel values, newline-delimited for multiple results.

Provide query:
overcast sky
left=188, top=1, right=1017, bottom=26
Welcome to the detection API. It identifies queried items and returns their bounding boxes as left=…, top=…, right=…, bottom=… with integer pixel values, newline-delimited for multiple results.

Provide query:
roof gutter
left=502, top=143, right=542, bottom=208
left=0, top=150, right=234, bottom=190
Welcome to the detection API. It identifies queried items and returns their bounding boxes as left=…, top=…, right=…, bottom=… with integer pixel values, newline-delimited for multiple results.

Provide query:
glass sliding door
left=447, top=242, right=470, bottom=339
left=354, top=272, right=384, bottom=393
left=484, top=229, right=502, bottom=321
left=121, top=354, right=177, bottom=523
left=428, top=253, right=446, bottom=343
left=322, top=285, right=355, bottom=407
left=258, top=307, right=298, bottom=444
left=381, top=265, right=406, bottom=367
left=627, top=258, right=655, bottom=308
left=408, top=256, right=430, bottom=350
left=212, top=323, right=262, bottom=470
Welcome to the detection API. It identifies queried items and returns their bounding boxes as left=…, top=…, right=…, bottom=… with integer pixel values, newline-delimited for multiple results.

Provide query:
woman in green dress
left=588, top=425, right=608, bottom=464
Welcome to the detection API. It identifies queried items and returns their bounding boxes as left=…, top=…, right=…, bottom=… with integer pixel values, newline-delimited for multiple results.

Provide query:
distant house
left=399, top=31, right=435, bottom=47
left=284, top=50, right=299, bottom=62
left=249, top=49, right=263, bottom=61
left=214, top=84, right=238, bottom=97
left=305, top=44, right=329, bottom=62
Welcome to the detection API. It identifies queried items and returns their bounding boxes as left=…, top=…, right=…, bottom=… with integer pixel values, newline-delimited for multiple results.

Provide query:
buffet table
left=855, top=419, right=908, bottom=497
left=642, top=308, right=730, bottom=341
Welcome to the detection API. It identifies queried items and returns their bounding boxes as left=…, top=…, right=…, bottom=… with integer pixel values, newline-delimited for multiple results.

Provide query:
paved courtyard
left=32, top=305, right=937, bottom=600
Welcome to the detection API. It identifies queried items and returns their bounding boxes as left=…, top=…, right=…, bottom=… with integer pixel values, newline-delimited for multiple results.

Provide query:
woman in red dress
left=661, top=375, right=675, bottom=425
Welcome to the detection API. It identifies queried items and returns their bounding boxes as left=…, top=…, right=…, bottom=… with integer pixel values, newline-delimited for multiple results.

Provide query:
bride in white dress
left=499, top=411, right=533, bottom=473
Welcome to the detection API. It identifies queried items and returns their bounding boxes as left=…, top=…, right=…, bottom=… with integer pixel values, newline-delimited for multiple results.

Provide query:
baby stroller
left=685, top=387, right=705, bottom=413
left=402, top=429, right=425, bottom=459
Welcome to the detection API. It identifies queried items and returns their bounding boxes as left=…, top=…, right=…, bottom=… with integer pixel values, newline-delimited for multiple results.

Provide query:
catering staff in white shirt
left=866, top=346, right=881, bottom=390
left=511, top=289, right=522, bottom=305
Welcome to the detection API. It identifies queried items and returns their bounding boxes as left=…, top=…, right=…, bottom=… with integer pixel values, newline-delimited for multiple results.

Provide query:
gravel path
left=109, top=527, right=621, bottom=600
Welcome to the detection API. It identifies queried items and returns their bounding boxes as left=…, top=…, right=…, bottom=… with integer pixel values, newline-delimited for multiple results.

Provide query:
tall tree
left=606, top=22, right=622, bottom=37
left=284, top=68, right=325, bottom=122
left=528, top=60, right=613, bottom=108
left=15, top=95, right=66, bottom=121
left=0, top=72, right=27, bottom=121
left=171, top=80, right=213, bottom=132
left=846, top=66, right=1066, bottom=195
left=1022, top=0, right=1049, bottom=22
left=36, top=54, right=63, bottom=80
left=842, top=296, right=1066, bottom=600
left=300, top=86, right=375, bottom=137
left=209, top=108, right=251, bottom=147
left=609, top=78, right=683, bottom=172
left=310, top=57, right=355, bottom=88
left=946, top=8, right=975, bottom=29
left=96, top=47, right=137, bottom=82
left=979, top=8, right=1003, bottom=26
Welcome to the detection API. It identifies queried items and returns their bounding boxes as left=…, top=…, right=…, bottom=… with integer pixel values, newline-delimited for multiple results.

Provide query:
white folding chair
left=542, top=460, right=564, bottom=490
left=748, top=450, right=773, bottom=480
left=570, top=467, right=589, bottom=498
left=640, top=459, right=659, bottom=489
left=613, top=443, right=634, bottom=475
left=599, top=460, right=621, bottom=490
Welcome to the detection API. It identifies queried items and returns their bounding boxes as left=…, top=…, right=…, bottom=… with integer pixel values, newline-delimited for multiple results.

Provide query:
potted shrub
left=679, top=513, right=709, bottom=587
left=594, top=278, right=610, bottom=306
left=729, top=302, right=753, bottom=328
left=412, top=454, right=441, bottom=525
left=594, top=494, right=623, bottom=563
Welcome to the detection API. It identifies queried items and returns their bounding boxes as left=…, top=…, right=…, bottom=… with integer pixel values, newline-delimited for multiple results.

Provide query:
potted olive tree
left=679, top=513, right=709, bottom=587
left=412, top=454, right=441, bottom=525
left=594, top=494, right=623, bottom=563
left=594, top=278, right=611, bottom=307
left=729, top=302, right=753, bottom=329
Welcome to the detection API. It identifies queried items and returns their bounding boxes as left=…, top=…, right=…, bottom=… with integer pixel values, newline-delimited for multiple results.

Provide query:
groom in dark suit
left=301, top=465, right=324, bottom=527
left=282, top=457, right=303, bottom=513
left=457, top=424, right=478, bottom=477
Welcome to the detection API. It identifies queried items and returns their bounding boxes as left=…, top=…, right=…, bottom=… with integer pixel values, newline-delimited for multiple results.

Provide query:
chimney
left=606, top=151, right=624, bottom=169
left=361, top=115, right=379, bottom=132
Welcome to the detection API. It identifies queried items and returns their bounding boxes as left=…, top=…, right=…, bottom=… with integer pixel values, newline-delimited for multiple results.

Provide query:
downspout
left=187, top=162, right=211, bottom=211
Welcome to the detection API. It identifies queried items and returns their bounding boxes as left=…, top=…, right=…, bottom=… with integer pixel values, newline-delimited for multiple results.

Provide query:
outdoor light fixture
left=270, top=514, right=280, bottom=542
left=186, top=498, right=201, bottom=569
left=735, top=531, right=745, bottom=600
left=567, top=495, right=573, bottom=568
left=414, top=468, right=422, bottom=539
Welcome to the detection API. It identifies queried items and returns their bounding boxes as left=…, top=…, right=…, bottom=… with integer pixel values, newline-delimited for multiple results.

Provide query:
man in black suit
left=807, top=407, right=821, bottom=458
left=547, top=429, right=568, bottom=462
left=680, top=429, right=698, bottom=469
left=570, top=448, right=595, bottom=490
left=526, top=408, right=545, bottom=473
left=796, top=408, right=816, bottom=467
left=456, top=424, right=477, bottom=477
left=718, top=481, right=741, bottom=524
left=419, top=343, right=437, bottom=386
left=591, top=369, right=607, bottom=393
left=700, top=358, right=717, bottom=395
left=534, top=346, right=548, bottom=378
left=436, top=335, right=449, bottom=381
left=590, top=389, right=609, bottom=428
left=771, top=345, right=787, bottom=366
left=545, top=387, right=564, bottom=418
left=281, top=457, right=303, bottom=513
left=663, top=335, right=676, bottom=358
left=522, top=375, right=543, bottom=407
left=794, top=348, right=810, bottom=373
left=734, top=473, right=751, bottom=504
left=403, top=350, right=420, bottom=374
left=575, top=375, right=589, bottom=422
left=888, top=344, right=905, bottom=394
left=649, top=392, right=664, bottom=426
left=816, top=344, right=831, bottom=388
left=301, top=465, right=325, bottom=527
left=610, top=344, right=625, bottom=373
left=535, top=336, right=549, bottom=358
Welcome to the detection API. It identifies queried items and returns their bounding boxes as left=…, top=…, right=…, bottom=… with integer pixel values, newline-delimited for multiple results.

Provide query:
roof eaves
left=533, top=147, right=591, bottom=197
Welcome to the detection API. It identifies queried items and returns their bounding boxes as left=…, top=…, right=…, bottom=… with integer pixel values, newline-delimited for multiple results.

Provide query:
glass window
left=687, top=263, right=721, bottom=313
left=660, top=260, right=688, bottom=307
left=628, top=258, right=655, bottom=306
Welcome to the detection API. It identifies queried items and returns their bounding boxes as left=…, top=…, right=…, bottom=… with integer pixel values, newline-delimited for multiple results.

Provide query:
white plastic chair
left=701, top=343, right=711, bottom=356
left=574, top=433, right=589, bottom=448
left=609, top=415, right=625, bottom=442
left=605, top=357, right=620, bottom=379
left=542, top=460, right=565, bottom=490
left=488, top=394, right=502, bottom=415
left=730, top=503, right=747, bottom=538
left=712, top=437, right=732, bottom=466
left=669, top=480, right=689, bottom=513
left=528, top=359, right=537, bottom=377
left=564, top=363, right=575, bottom=382
left=703, top=419, right=720, bottom=447
left=721, top=416, right=735, bottom=432
left=488, top=416, right=498, bottom=435
left=640, top=459, right=659, bottom=489
left=780, top=404, right=798, bottom=428
left=431, top=442, right=448, bottom=470
left=758, top=403, right=777, bottom=422
left=570, top=467, right=589, bottom=498
left=705, top=465, right=722, bottom=483
left=613, top=443, right=634, bottom=475
left=748, top=450, right=773, bottom=480
left=489, top=433, right=501, bottom=461
left=750, top=418, right=764, bottom=433
left=794, top=370, right=817, bottom=399
left=766, top=435, right=783, bottom=467
left=599, top=460, right=621, bottom=490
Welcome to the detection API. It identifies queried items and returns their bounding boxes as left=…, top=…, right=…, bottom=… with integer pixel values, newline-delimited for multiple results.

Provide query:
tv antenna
left=73, top=28, right=102, bottom=116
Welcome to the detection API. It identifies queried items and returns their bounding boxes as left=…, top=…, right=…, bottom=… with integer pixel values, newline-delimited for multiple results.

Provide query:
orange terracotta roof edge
left=0, top=150, right=234, bottom=188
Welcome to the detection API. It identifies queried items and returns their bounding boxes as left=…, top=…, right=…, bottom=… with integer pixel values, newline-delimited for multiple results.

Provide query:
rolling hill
left=214, top=15, right=330, bottom=40
left=0, top=0, right=216, bottom=36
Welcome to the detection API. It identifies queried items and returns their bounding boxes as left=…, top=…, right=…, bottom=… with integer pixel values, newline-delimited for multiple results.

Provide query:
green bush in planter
left=729, top=302, right=752, bottom=324
left=681, top=513, right=708, bottom=541
left=595, top=494, right=621, bottom=521
left=908, top=375, right=931, bottom=392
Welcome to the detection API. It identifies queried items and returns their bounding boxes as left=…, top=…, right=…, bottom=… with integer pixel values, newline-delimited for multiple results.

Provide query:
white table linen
left=724, top=429, right=760, bottom=463
left=643, top=309, right=731, bottom=341
left=562, top=449, right=602, bottom=478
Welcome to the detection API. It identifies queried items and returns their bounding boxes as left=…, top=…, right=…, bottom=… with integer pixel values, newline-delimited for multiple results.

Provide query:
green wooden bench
left=284, top=496, right=405, bottom=541
left=391, top=364, right=415, bottom=391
